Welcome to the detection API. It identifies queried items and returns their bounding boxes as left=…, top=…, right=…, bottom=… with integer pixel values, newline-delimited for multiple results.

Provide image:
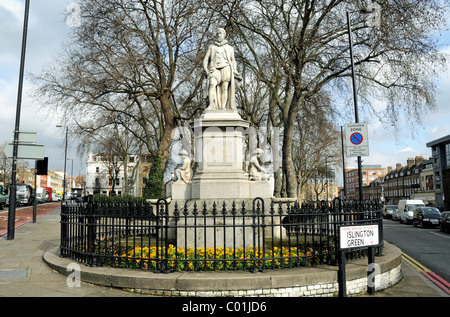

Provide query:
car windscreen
left=422, top=208, right=440, bottom=215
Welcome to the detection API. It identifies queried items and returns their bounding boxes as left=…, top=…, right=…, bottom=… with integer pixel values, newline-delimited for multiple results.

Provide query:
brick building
left=344, top=165, right=386, bottom=200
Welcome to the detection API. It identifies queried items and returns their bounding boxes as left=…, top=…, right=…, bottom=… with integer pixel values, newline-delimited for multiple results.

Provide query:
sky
left=1, top=0, right=450, bottom=184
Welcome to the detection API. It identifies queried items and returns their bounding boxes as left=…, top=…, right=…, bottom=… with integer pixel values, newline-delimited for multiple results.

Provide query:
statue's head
left=217, top=27, right=226, bottom=41
left=179, top=149, right=189, bottom=157
left=253, top=148, right=264, bottom=157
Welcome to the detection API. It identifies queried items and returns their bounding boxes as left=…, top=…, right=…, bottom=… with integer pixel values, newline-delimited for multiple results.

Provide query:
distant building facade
left=344, top=165, right=386, bottom=200
left=427, top=135, right=450, bottom=210
left=383, top=156, right=428, bottom=205
left=85, top=152, right=153, bottom=197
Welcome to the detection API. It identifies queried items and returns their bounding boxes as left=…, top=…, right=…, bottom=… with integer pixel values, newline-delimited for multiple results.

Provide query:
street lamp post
left=325, top=156, right=333, bottom=202
left=56, top=125, right=68, bottom=201
left=346, top=11, right=379, bottom=297
left=67, top=158, right=73, bottom=198
left=346, top=11, right=363, bottom=203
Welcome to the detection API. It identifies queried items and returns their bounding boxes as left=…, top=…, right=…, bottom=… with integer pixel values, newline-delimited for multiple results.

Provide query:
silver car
left=383, top=205, right=397, bottom=219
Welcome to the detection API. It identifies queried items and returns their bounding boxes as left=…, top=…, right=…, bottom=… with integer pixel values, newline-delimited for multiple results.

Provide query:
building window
left=96, top=167, right=99, bottom=173
left=445, top=144, right=450, bottom=168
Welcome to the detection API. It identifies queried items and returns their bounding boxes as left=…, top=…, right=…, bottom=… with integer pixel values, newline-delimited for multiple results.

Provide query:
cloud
left=398, top=147, right=415, bottom=153
left=0, top=0, right=24, bottom=22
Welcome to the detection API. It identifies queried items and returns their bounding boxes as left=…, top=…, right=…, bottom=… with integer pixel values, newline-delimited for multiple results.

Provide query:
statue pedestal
left=169, top=110, right=272, bottom=201
left=192, top=111, right=249, bottom=200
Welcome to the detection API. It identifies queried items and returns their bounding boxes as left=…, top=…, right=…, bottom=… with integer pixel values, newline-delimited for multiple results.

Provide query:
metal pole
left=367, top=246, right=376, bottom=295
left=33, top=161, right=37, bottom=223
left=63, top=127, right=68, bottom=201
left=7, top=0, right=30, bottom=240
left=341, top=127, right=347, bottom=199
left=347, top=11, right=363, bottom=203
left=338, top=250, right=347, bottom=297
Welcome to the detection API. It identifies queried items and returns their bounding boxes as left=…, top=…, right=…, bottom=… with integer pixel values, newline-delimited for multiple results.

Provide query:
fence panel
left=60, top=198, right=382, bottom=273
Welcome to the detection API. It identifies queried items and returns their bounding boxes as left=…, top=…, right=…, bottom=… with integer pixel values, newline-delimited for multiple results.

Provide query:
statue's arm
left=203, top=46, right=211, bottom=73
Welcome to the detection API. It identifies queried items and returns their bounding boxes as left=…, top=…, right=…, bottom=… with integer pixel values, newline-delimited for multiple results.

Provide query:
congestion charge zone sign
left=339, top=225, right=379, bottom=249
left=345, top=123, right=369, bottom=157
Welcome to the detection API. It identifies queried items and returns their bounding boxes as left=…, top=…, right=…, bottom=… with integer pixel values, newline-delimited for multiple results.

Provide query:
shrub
left=143, top=156, right=164, bottom=199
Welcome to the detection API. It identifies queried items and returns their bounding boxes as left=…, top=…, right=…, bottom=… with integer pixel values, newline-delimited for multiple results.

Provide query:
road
left=382, top=218, right=450, bottom=291
left=0, top=202, right=60, bottom=236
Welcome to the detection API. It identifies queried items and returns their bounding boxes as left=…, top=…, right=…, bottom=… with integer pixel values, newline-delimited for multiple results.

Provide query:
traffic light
left=37, top=157, right=48, bottom=175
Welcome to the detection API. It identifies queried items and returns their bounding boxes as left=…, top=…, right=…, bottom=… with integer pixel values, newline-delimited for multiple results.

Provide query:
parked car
left=383, top=205, right=397, bottom=219
left=0, top=185, right=6, bottom=210
left=413, top=207, right=441, bottom=228
left=391, top=208, right=400, bottom=221
left=0, top=192, right=7, bottom=210
left=52, top=193, right=61, bottom=202
left=440, top=211, right=450, bottom=232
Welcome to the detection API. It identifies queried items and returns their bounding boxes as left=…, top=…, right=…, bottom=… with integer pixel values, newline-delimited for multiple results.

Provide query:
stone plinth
left=169, top=110, right=273, bottom=201
left=190, top=110, right=251, bottom=200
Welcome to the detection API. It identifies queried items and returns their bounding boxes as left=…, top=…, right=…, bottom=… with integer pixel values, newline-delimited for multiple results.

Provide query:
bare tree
left=32, top=0, right=215, bottom=174
left=293, top=93, right=342, bottom=199
left=213, top=0, right=448, bottom=197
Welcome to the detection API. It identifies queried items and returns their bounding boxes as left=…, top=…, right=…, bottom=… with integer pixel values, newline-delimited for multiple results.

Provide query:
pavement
left=0, top=205, right=448, bottom=298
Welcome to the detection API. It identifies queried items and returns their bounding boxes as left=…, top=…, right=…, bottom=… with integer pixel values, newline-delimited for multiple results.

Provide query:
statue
left=203, top=27, right=242, bottom=111
left=173, top=149, right=192, bottom=184
left=248, top=149, right=270, bottom=181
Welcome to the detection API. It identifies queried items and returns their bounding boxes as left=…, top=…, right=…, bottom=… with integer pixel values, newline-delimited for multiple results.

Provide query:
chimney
left=415, top=156, right=424, bottom=166
left=407, top=157, right=414, bottom=167
left=396, top=163, right=402, bottom=170
left=387, top=166, right=392, bottom=173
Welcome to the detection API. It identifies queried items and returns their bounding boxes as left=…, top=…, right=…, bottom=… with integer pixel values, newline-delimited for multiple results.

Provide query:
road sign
left=345, top=123, right=369, bottom=157
left=339, top=224, right=379, bottom=249
left=5, top=131, right=45, bottom=160
left=14, top=131, right=37, bottom=144
left=4, top=143, right=45, bottom=160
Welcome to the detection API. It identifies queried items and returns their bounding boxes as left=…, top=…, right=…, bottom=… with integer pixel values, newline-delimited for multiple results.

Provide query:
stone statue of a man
left=203, top=27, right=242, bottom=111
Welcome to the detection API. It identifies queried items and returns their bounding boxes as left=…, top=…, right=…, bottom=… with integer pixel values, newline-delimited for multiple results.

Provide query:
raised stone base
left=169, top=182, right=192, bottom=201
left=169, top=178, right=273, bottom=201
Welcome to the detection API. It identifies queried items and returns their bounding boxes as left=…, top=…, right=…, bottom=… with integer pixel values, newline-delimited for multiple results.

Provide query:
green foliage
left=92, top=194, right=146, bottom=205
left=143, top=156, right=164, bottom=199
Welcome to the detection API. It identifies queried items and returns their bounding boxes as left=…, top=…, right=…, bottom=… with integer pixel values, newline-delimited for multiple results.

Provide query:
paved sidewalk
left=0, top=206, right=448, bottom=297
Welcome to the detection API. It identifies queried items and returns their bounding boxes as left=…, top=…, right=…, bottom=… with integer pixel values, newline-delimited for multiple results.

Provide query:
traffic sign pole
left=347, top=11, right=363, bottom=202
left=8, top=0, right=30, bottom=240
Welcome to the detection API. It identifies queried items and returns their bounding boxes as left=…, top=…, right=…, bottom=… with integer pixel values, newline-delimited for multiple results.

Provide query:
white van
left=398, top=199, right=425, bottom=224
left=35, top=187, right=47, bottom=203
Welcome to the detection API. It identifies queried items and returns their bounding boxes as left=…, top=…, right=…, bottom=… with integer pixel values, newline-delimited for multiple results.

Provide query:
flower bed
left=118, top=245, right=324, bottom=271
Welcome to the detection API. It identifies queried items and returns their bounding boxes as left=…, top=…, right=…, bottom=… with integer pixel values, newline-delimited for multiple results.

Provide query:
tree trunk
left=282, top=92, right=301, bottom=198
left=156, top=92, right=177, bottom=172
left=282, top=121, right=298, bottom=198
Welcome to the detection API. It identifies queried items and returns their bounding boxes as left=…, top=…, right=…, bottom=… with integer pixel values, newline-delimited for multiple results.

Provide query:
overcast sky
left=1, top=1, right=450, bottom=184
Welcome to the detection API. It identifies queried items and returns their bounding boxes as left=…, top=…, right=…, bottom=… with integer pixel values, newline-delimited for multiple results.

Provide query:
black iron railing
left=60, top=197, right=382, bottom=272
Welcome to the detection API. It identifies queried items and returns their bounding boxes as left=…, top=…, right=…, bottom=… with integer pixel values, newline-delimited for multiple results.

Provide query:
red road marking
left=0, top=203, right=60, bottom=236
left=422, top=271, right=450, bottom=295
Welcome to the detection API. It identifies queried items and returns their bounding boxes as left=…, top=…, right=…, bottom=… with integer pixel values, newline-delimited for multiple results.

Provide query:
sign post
left=338, top=224, right=380, bottom=297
